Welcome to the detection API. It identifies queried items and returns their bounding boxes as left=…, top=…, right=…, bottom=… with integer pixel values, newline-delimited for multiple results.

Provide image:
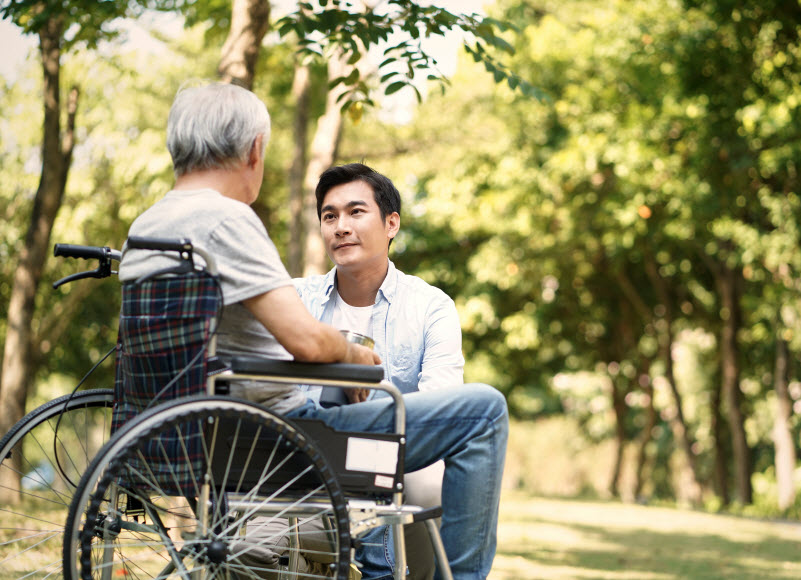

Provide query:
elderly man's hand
left=345, top=342, right=381, bottom=366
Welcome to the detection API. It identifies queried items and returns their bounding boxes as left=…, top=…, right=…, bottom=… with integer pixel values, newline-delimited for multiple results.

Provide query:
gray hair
left=167, top=83, right=271, bottom=177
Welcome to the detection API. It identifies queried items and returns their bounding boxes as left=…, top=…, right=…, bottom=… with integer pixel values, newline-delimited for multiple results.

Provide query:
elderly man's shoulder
left=148, top=188, right=255, bottom=215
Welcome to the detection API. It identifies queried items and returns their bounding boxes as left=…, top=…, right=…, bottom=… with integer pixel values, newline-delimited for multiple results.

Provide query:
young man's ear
left=386, top=212, right=400, bottom=240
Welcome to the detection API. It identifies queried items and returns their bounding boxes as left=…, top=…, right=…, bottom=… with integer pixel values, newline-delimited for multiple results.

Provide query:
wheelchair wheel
left=0, top=389, right=114, bottom=578
left=64, top=397, right=351, bottom=580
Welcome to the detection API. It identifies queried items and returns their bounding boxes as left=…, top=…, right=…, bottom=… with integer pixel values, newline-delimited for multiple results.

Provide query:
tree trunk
left=217, top=0, right=270, bottom=90
left=772, top=336, right=795, bottom=511
left=287, top=62, right=311, bottom=276
left=717, top=264, right=752, bottom=504
left=301, top=52, right=350, bottom=276
left=613, top=269, right=655, bottom=501
left=0, top=17, right=78, bottom=504
left=608, top=376, right=627, bottom=499
left=634, top=371, right=656, bottom=501
left=663, top=328, right=703, bottom=506
left=644, top=257, right=703, bottom=505
left=711, top=376, right=730, bottom=505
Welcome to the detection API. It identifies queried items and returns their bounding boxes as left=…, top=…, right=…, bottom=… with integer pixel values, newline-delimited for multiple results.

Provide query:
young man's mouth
left=335, top=242, right=358, bottom=250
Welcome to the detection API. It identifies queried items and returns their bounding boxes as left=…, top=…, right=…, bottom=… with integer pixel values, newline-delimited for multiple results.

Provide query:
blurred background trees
left=3, top=0, right=801, bottom=516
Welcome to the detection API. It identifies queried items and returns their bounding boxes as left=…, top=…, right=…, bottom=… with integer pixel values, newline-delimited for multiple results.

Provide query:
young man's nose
left=335, top=217, right=351, bottom=235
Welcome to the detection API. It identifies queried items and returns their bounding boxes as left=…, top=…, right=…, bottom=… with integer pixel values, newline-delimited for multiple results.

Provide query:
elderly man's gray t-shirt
left=118, top=188, right=306, bottom=413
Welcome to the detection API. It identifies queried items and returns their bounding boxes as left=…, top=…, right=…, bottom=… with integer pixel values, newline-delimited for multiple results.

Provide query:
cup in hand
left=319, top=330, right=375, bottom=407
left=339, top=330, right=375, bottom=350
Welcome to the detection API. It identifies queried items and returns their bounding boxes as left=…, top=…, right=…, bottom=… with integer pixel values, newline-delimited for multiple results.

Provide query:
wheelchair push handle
left=125, top=236, right=219, bottom=277
left=52, top=244, right=122, bottom=289
left=54, top=243, right=119, bottom=261
left=127, top=236, right=193, bottom=252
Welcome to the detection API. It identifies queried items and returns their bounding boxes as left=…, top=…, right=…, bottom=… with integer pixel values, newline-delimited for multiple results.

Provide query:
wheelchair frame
left=52, top=238, right=453, bottom=580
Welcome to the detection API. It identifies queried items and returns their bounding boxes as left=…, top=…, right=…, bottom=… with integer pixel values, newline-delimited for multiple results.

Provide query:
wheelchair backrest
left=112, top=271, right=221, bottom=495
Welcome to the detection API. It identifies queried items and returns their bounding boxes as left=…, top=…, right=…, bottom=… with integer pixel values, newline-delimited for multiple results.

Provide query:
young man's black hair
left=315, top=162, right=401, bottom=222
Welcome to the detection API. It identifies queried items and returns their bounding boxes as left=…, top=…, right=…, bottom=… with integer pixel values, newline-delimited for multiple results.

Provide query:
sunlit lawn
left=5, top=490, right=801, bottom=579
left=489, top=490, right=801, bottom=580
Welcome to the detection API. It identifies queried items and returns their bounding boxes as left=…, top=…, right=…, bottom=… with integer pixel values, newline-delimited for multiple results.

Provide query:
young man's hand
left=343, top=342, right=380, bottom=403
left=346, top=388, right=370, bottom=404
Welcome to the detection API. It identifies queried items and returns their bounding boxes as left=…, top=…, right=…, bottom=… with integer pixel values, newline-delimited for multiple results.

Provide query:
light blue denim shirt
left=294, top=260, right=464, bottom=401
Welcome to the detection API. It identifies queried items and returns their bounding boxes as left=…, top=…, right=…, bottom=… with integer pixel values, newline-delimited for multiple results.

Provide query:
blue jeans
left=287, top=383, right=509, bottom=580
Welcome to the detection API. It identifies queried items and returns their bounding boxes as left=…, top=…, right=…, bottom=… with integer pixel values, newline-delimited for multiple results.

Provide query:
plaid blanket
left=112, top=272, right=221, bottom=496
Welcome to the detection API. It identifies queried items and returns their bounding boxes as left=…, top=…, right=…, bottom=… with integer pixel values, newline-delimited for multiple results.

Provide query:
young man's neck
left=335, top=259, right=389, bottom=307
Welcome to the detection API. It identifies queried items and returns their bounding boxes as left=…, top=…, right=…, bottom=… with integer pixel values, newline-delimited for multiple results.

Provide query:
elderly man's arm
left=244, top=286, right=380, bottom=366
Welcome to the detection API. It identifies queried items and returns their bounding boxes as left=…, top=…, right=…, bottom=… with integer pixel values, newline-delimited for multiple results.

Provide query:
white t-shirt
left=331, top=291, right=374, bottom=338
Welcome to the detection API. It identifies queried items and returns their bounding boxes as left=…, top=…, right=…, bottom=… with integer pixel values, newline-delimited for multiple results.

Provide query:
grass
left=5, top=488, right=800, bottom=579
left=489, top=490, right=801, bottom=580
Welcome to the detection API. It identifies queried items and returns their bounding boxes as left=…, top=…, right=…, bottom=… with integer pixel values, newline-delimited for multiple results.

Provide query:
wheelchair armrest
left=412, top=506, right=443, bottom=523
left=229, top=356, right=385, bottom=384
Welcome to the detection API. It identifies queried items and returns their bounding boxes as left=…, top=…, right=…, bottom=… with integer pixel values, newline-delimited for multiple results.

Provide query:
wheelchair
left=0, top=245, right=120, bottom=578
left=58, top=237, right=452, bottom=580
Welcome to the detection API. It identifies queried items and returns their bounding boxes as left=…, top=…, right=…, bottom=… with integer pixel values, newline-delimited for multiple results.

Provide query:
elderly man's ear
left=248, top=134, right=265, bottom=167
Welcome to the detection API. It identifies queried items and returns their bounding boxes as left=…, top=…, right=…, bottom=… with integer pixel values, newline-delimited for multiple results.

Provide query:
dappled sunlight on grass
left=489, top=491, right=801, bottom=580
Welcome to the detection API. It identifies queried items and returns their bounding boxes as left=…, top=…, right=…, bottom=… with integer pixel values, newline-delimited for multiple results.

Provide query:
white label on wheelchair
left=346, top=437, right=399, bottom=476
left=374, top=475, right=394, bottom=488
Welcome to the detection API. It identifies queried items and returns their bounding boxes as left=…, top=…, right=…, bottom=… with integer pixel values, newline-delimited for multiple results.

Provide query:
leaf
left=385, top=81, right=407, bottom=95
left=345, top=68, right=360, bottom=83
left=328, top=75, right=349, bottom=89
left=487, top=35, right=514, bottom=55
left=336, top=89, right=353, bottom=104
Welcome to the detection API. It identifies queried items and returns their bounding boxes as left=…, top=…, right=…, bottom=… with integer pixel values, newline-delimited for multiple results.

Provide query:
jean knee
left=465, top=383, right=508, bottom=423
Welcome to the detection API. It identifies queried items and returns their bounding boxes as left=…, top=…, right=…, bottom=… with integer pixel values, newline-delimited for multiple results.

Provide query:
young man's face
left=319, top=180, right=399, bottom=272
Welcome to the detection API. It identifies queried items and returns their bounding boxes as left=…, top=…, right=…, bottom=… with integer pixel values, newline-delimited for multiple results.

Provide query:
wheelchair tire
left=0, top=389, right=115, bottom=578
left=64, top=396, right=351, bottom=580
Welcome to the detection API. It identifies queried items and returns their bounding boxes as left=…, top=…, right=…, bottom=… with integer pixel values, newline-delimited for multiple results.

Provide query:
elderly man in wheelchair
left=64, top=82, right=508, bottom=580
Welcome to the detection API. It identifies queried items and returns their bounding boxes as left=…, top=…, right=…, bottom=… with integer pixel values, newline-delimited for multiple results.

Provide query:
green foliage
left=4, top=0, right=801, bottom=511
left=0, top=0, right=188, bottom=48
left=343, top=0, right=801, bottom=507
left=0, top=23, right=226, bottom=390
left=0, top=64, right=41, bottom=359
left=180, top=0, right=230, bottom=41
left=0, top=16, right=311, bottom=391
left=276, top=0, right=538, bottom=107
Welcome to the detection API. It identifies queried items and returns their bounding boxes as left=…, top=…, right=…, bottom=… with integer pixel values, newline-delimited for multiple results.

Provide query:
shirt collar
left=377, top=260, right=398, bottom=303
left=324, top=260, right=398, bottom=305
left=321, top=266, right=337, bottom=305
